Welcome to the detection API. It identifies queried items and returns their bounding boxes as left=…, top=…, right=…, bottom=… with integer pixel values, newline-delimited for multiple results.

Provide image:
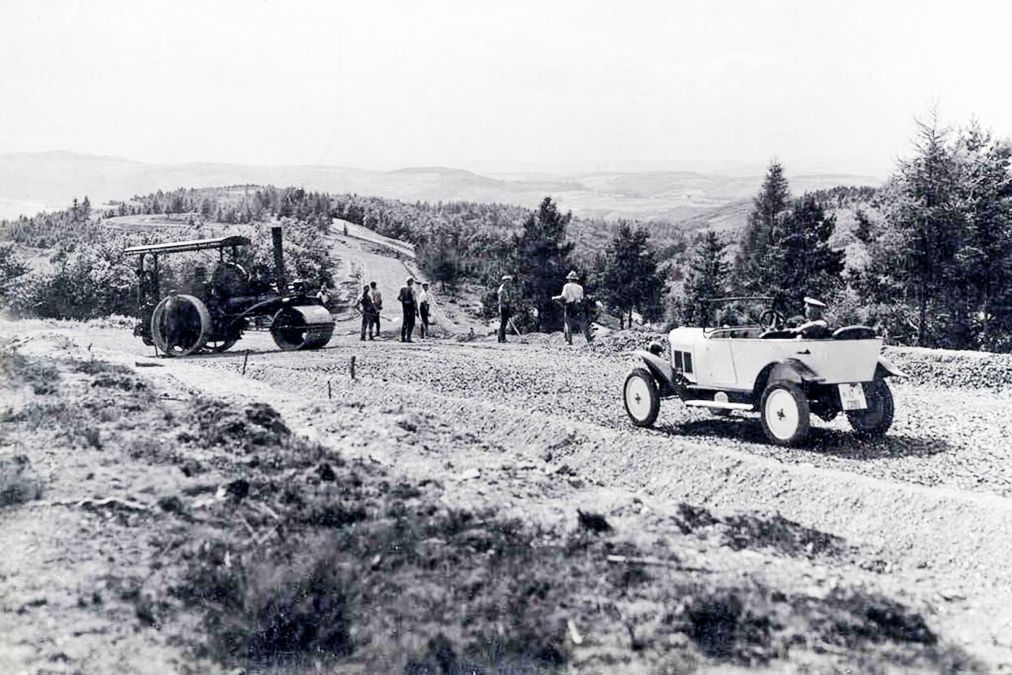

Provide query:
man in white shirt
left=417, top=282, right=431, bottom=338
left=553, top=270, right=593, bottom=345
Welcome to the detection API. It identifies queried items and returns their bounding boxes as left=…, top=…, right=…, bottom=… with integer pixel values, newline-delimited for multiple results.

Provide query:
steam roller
left=127, top=226, right=336, bottom=357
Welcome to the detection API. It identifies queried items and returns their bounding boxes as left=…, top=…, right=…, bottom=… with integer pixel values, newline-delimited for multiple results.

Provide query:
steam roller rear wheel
left=150, top=294, right=211, bottom=357
left=270, top=305, right=335, bottom=351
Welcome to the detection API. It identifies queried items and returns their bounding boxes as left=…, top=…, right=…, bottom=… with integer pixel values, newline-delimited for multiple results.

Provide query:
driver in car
left=794, top=296, right=830, bottom=338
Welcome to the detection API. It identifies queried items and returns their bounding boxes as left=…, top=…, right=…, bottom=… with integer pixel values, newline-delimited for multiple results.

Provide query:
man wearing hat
left=553, top=270, right=593, bottom=345
left=497, top=274, right=513, bottom=343
left=796, top=296, right=830, bottom=338
left=397, top=277, right=419, bottom=342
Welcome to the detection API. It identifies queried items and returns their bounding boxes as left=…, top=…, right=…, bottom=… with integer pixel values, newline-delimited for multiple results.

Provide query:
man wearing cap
left=553, top=270, right=593, bottom=345
left=497, top=275, right=513, bottom=343
left=398, top=277, right=419, bottom=342
left=796, top=296, right=830, bottom=338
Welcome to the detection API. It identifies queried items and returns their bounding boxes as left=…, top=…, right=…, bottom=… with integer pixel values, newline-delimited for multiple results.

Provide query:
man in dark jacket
left=355, top=284, right=375, bottom=341
left=497, top=275, right=513, bottom=343
left=398, top=278, right=418, bottom=342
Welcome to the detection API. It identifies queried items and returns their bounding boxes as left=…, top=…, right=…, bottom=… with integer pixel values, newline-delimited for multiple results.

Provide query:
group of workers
left=355, top=277, right=432, bottom=342
left=497, top=270, right=593, bottom=345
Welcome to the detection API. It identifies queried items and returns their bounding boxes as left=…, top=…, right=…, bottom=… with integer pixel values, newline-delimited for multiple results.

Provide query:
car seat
left=832, top=325, right=877, bottom=340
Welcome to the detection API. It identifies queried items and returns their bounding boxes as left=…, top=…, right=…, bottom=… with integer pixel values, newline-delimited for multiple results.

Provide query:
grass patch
left=0, top=454, right=43, bottom=507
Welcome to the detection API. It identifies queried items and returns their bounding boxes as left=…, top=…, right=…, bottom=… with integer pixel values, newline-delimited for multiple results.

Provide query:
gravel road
left=5, top=320, right=1012, bottom=669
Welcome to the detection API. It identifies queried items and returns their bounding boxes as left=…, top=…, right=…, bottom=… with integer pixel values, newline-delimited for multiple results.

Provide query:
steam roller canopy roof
left=124, top=235, right=251, bottom=256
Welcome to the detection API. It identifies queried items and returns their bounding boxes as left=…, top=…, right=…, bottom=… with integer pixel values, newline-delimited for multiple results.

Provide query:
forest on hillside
left=1, top=115, right=1010, bottom=352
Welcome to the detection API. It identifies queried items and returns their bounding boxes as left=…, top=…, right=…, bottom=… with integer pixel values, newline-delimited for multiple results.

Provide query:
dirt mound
left=674, top=504, right=848, bottom=559
left=884, top=347, right=1012, bottom=391
left=181, top=399, right=292, bottom=453
left=589, top=328, right=664, bottom=355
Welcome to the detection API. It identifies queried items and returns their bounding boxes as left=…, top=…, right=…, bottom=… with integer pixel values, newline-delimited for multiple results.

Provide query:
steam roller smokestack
left=272, top=226, right=287, bottom=295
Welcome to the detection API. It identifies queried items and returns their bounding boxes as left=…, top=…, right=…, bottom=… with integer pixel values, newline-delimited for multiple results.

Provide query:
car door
left=697, top=334, right=738, bottom=388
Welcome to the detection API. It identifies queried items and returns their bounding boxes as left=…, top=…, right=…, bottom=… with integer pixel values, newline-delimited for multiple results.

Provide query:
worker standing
left=418, top=282, right=431, bottom=339
left=553, top=270, right=593, bottom=345
left=398, top=278, right=418, bottom=342
left=497, top=275, right=513, bottom=343
left=355, top=284, right=376, bottom=341
left=369, top=281, right=383, bottom=337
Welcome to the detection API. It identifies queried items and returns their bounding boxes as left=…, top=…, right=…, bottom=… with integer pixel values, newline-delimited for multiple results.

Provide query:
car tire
left=760, top=381, right=811, bottom=446
left=624, top=368, right=660, bottom=428
left=847, top=379, right=895, bottom=437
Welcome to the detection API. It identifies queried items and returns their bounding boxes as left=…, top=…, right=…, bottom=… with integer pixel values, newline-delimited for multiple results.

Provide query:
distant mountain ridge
left=0, top=151, right=882, bottom=228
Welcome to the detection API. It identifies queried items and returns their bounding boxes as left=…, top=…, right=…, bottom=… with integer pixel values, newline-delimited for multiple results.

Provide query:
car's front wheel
left=624, top=368, right=660, bottom=428
left=847, top=379, right=895, bottom=437
left=760, top=381, right=811, bottom=446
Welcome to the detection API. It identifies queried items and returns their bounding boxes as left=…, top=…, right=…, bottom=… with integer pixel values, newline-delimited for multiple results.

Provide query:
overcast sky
left=2, top=0, right=1010, bottom=176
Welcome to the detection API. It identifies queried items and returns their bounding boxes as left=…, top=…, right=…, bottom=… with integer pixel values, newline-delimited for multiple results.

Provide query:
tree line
left=679, top=116, right=1012, bottom=352
left=2, top=112, right=1010, bottom=352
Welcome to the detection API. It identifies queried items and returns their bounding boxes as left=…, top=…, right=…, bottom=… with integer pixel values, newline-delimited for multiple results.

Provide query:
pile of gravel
left=884, top=347, right=1012, bottom=392
left=588, top=328, right=663, bottom=356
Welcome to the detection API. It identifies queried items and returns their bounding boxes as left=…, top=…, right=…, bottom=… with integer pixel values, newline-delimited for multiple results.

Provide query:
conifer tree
left=681, top=231, right=729, bottom=326
left=514, top=197, right=575, bottom=331
left=601, top=223, right=666, bottom=326
left=735, top=160, right=790, bottom=296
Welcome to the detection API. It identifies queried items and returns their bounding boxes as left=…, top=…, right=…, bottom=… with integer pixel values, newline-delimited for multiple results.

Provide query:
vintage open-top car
left=622, top=297, right=906, bottom=446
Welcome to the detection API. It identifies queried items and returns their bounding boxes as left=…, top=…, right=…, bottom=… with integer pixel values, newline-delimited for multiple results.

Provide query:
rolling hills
left=0, top=151, right=882, bottom=230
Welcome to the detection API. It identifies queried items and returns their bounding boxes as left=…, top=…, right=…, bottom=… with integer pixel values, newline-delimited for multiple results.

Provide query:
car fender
left=632, top=350, right=677, bottom=390
left=875, top=355, right=908, bottom=379
left=753, top=358, right=820, bottom=401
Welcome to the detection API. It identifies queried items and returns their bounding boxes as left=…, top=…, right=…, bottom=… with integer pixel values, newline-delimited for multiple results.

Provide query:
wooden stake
left=327, top=380, right=332, bottom=400
left=241, top=349, right=250, bottom=375
left=350, top=355, right=356, bottom=380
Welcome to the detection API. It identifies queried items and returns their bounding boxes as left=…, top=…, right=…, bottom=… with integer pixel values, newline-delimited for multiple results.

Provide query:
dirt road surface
left=2, top=318, right=1011, bottom=671
left=327, top=219, right=483, bottom=339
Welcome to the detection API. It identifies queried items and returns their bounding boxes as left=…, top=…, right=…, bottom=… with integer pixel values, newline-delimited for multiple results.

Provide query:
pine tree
left=735, top=160, right=790, bottom=296
left=776, top=194, right=845, bottom=304
left=514, top=197, right=575, bottom=331
left=681, top=231, right=729, bottom=326
left=601, top=223, right=667, bottom=327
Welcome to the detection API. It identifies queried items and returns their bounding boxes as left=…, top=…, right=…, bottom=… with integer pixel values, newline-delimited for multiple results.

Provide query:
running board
left=684, top=400, right=754, bottom=411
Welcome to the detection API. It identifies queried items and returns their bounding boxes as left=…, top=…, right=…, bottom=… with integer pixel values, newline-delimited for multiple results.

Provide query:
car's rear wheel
left=847, top=379, right=894, bottom=437
left=760, top=382, right=811, bottom=446
left=624, top=368, right=660, bottom=428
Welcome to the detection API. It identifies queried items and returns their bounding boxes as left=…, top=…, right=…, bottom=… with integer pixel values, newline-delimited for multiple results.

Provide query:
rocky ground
left=1, top=319, right=1011, bottom=673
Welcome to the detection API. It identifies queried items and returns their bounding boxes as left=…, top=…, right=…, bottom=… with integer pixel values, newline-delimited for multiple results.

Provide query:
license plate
left=838, top=383, right=867, bottom=411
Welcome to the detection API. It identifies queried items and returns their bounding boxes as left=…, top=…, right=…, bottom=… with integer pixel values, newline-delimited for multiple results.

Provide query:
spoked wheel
left=270, top=305, right=335, bottom=351
left=847, top=379, right=895, bottom=437
left=623, top=368, right=660, bottom=428
left=150, top=294, right=211, bottom=357
left=760, top=381, right=811, bottom=446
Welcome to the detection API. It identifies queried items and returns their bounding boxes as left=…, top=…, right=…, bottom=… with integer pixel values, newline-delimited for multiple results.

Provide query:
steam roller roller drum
left=150, top=294, right=211, bottom=357
left=270, top=305, right=335, bottom=351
